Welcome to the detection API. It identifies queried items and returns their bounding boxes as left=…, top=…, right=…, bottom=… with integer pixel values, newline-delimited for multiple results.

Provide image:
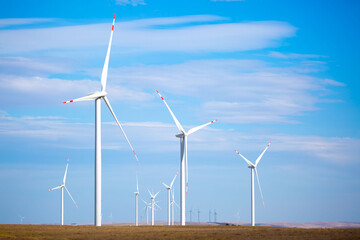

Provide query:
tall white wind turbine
left=156, top=90, right=217, bottom=225
left=134, top=173, right=139, bottom=226
left=161, top=171, right=178, bottom=226
left=234, top=142, right=271, bottom=226
left=147, top=188, right=161, bottom=226
left=49, top=158, right=78, bottom=225
left=63, top=15, right=139, bottom=226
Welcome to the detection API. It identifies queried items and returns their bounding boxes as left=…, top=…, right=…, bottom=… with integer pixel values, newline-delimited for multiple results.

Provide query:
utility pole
left=209, top=210, right=211, bottom=222
left=214, top=210, right=217, bottom=223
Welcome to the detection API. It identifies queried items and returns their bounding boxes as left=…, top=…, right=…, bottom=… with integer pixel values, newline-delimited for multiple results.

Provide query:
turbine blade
left=173, top=200, right=180, bottom=209
left=161, top=181, right=170, bottom=189
left=63, top=94, right=98, bottom=104
left=48, top=185, right=62, bottom=191
left=156, top=90, right=185, bottom=134
left=234, top=150, right=255, bottom=167
left=63, top=158, right=69, bottom=184
left=154, top=190, right=161, bottom=198
left=255, top=168, right=265, bottom=208
left=64, top=186, right=78, bottom=208
left=140, top=197, right=148, bottom=205
left=255, top=142, right=271, bottom=167
left=170, top=171, right=179, bottom=188
left=187, top=119, right=217, bottom=135
left=101, top=14, right=115, bottom=92
left=103, top=96, right=140, bottom=165
left=155, top=203, right=161, bottom=209
left=146, top=187, right=153, bottom=197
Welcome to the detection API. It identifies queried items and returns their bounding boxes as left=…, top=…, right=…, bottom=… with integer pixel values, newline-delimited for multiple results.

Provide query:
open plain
left=0, top=224, right=359, bottom=240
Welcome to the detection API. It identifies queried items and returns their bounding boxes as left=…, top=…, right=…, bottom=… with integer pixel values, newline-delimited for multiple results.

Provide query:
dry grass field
left=0, top=224, right=359, bottom=240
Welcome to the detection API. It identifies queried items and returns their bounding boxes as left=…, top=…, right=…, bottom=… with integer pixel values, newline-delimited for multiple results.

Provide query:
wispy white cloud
left=0, top=74, right=152, bottom=107
left=0, top=57, right=73, bottom=76
left=115, top=0, right=145, bottom=6
left=0, top=16, right=295, bottom=54
left=0, top=112, right=358, bottom=164
left=268, top=51, right=326, bottom=59
left=107, top=58, right=343, bottom=124
left=0, top=18, right=54, bottom=28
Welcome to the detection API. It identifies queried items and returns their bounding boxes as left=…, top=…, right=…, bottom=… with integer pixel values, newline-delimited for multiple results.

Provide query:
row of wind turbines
left=49, top=15, right=271, bottom=227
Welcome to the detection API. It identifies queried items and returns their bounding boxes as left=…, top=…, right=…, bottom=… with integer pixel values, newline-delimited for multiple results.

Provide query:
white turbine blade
left=100, top=14, right=115, bottom=92
left=254, top=168, right=265, bottom=208
left=63, top=158, right=69, bottom=184
left=146, top=187, right=153, bottom=198
left=103, top=96, right=140, bottom=165
left=155, top=202, right=161, bottom=210
left=187, top=119, right=217, bottom=135
left=161, top=181, right=170, bottom=189
left=255, top=142, right=271, bottom=167
left=173, top=200, right=180, bottom=209
left=63, top=94, right=98, bottom=104
left=64, top=186, right=78, bottom=208
left=170, top=171, right=179, bottom=188
left=234, top=150, right=255, bottom=167
left=156, top=90, right=185, bottom=134
left=48, top=185, right=62, bottom=191
left=140, top=197, right=149, bottom=205
left=154, top=190, right=161, bottom=198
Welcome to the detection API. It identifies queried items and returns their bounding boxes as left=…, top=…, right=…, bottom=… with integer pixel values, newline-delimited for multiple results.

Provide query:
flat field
left=0, top=224, right=359, bottom=240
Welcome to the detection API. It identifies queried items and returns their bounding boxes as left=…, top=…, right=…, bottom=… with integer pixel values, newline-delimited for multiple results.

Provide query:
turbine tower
left=235, top=142, right=271, bottom=226
left=63, top=15, right=139, bottom=226
left=147, top=188, right=161, bottom=226
left=49, top=158, right=78, bottom=225
left=161, top=171, right=178, bottom=226
left=134, top=173, right=139, bottom=226
left=156, top=90, right=217, bottom=225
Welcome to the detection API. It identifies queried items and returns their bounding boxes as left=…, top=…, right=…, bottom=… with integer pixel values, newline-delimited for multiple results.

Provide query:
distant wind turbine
left=235, top=142, right=271, bottom=226
left=170, top=188, right=179, bottom=225
left=141, top=198, right=151, bottom=225
left=19, top=216, right=25, bottom=224
left=147, top=188, right=161, bottom=226
left=161, top=171, right=178, bottom=226
left=134, top=173, right=139, bottom=226
left=49, top=158, right=78, bottom=225
left=156, top=90, right=217, bottom=225
left=63, top=15, right=139, bottom=227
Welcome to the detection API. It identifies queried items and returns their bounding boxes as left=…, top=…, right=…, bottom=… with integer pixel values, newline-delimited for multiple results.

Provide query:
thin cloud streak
left=108, top=59, right=343, bottom=124
left=0, top=112, right=358, bottom=164
left=0, top=16, right=295, bottom=54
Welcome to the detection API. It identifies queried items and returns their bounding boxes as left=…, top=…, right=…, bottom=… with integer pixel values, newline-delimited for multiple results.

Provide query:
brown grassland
left=0, top=224, right=359, bottom=240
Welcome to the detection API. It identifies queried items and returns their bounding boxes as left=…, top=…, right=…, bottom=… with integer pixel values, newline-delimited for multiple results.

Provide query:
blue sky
left=0, top=0, right=359, bottom=225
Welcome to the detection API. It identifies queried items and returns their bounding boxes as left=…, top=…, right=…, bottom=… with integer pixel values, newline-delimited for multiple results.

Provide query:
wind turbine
left=141, top=198, right=151, bottom=225
left=134, top=173, right=139, bottom=226
left=19, top=216, right=25, bottom=224
left=147, top=188, right=161, bottom=226
left=170, top=187, right=179, bottom=225
left=63, top=15, right=139, bottom=226
left=49, top=158, right=78, bottom=225
left=235, top=142, right=271, bottom=226
left=156, top=90, right=217, bottom=225
left=160, top=171, right=178, bottom=226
